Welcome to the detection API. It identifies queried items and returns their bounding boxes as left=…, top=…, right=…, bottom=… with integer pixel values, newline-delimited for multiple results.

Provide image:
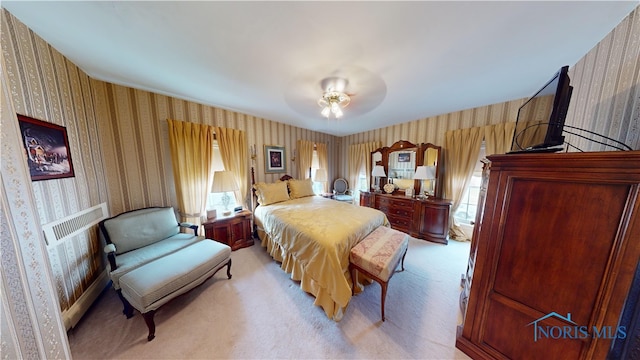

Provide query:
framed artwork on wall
left=17, top=114, right=75, bottom=181
left=264, top=145, right=286, bottom=173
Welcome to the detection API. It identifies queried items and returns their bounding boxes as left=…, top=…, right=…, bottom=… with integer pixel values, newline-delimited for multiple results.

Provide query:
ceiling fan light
left=331, top=101, right=340, bottom=113
left=317, top=79, right=351, bottom=118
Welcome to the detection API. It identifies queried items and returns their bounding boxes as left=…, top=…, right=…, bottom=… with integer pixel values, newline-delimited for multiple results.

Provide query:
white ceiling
left=3, top=1, right=638, bottom=136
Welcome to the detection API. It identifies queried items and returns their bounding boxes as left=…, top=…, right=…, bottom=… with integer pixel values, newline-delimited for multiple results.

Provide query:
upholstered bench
left=119, top=240, right=232, bottom=341
left=350, top=226, right=409, bottom=321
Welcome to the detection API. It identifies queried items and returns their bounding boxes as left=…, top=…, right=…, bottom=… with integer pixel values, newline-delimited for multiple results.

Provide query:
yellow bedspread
left=254, top=196, right=388, bottom=321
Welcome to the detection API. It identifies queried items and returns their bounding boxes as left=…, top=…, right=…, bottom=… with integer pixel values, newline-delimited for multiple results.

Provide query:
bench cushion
left=119, top=240, right=231, bottom=312
left=350, top=226, right=409, bottom=281
left=108, top=233, right=202, bottom=289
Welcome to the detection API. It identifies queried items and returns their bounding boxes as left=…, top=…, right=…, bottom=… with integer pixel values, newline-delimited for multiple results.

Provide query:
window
left=206, top=142, right=238, bottom=211
left=453, top=143, right=486, bottom=226
left=310, top=150, right=325, bottom=194
left=357, top=163, right=368, bottom=192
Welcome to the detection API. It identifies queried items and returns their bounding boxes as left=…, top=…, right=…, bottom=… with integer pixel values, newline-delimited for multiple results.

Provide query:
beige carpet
left=67, top=237, right=472, bottom=360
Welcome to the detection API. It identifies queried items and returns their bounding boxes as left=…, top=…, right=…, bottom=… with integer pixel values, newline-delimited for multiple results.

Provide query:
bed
left=252, top=177, right=389, bottom=321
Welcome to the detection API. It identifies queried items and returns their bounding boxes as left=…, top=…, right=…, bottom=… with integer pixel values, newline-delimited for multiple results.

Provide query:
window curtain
left=348, top=143, right=362, bottom=195
left=167, top=119, right=215, bottom=229
left=297, top=140, right=314, bottom=179
left=444, top=127, right=483, bottom=241
left=316, top=142, right=328, bottom=192
left=348, top=141, right=380, bottom=201
left=362, top=141, right=381, bottom=194
left=214, top=127, right=248, bottom=209
left=485, top=122, right=516, bottom=156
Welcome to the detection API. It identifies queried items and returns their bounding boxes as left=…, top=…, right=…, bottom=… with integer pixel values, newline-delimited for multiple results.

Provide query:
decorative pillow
left=287, top=178, right=316, bottom=199
left=253, top=181, right=290, bottom=205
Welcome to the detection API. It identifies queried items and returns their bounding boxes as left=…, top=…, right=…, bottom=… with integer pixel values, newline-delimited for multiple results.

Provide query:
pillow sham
left=287, top=178, right=316, bottom=199
left=254, top=181, right=290, bottom=205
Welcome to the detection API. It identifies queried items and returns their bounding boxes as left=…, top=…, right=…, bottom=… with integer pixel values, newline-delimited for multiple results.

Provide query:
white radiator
left=42, top=202, right=110, bottom=330
left=42, top=203, right=108, bottom=246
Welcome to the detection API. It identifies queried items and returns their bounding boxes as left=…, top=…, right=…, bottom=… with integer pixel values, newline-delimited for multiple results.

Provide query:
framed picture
left=264, top=145, right=286, bottom=173
left=398, top=152, right=411, bottom=163
left=17, top=114, right=75, bottom=181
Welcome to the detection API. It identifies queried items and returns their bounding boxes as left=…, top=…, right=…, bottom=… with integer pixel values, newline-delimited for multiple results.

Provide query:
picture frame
left=398, top=152, right=411, bottom=163
left=17, top=114, right=75, bottom=181
left=264, top=145, right=286, bottom=173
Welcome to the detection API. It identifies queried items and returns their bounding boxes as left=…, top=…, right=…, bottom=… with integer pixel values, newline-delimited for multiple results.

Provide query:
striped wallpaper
left=1, top=9, right=108, bottom=324
left=1, top=5, right=638, bottom=353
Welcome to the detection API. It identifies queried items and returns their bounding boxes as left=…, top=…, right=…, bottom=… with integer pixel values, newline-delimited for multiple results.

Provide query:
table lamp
left=211, top=171, right=239, bottom=216
left=413, top=165, right=436, bottom=197
left=371, top=165, right=386, bottom=192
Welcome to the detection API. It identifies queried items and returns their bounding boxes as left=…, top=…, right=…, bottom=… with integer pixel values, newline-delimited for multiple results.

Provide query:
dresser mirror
left=370, top=140, right=442, bottom=198
left=420, top=144, right=441, bottom=197
left=388, top=150, right=417, bottom=191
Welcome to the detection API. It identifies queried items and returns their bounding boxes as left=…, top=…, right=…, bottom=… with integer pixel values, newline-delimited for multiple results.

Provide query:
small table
left=202, top=210, right=253, bottom=251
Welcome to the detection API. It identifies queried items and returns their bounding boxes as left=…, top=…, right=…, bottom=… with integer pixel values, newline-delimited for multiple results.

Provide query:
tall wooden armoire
left=456, top=151, right=640, bottom=359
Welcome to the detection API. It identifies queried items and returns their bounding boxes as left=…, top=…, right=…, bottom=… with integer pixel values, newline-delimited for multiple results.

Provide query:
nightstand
left=202, top=210, right=253, bottom=251
left=319, top=193, right=334, bottom=199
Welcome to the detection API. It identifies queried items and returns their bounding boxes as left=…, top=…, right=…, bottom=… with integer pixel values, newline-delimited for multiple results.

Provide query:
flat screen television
left=510, top=65, right=573, bottom=153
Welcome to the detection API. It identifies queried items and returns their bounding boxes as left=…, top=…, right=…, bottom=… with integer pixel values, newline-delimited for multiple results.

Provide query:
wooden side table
left=202, top=210, right=253, bottom=251
left=319, top=193, right=334, bottom=199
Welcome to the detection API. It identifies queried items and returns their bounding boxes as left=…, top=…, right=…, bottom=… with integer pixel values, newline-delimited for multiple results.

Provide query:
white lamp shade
left=211, top=171, right=239, bottom=193
left=313, top=168, right=328, bottom=182
left=413, top=166, right=436, bottom=180
left=372, top=165, right=386, bottom=177
left=426, top=165, right=437, bottom=179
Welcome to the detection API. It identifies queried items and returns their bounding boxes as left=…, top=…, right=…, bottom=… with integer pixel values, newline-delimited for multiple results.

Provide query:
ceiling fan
left=317, top=77, right=353, bottom=119
left=283, top=65, right=387, bottom=122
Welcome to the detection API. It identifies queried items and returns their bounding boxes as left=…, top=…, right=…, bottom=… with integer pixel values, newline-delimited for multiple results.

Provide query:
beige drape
left=316, top=142, right=328, bottom=192
left=214, top=127, right=248, bottom=209
left=167, top=119, right=215, bottom=228
left=443, top=122, right=516, bottom=241
left=362, top=141, right=381, bottom=193
left=297, top=140, right=314, bottom=179
left=485, top=122, right=516, bottom=156
left=444, top=127, right=483, bottom=241
left=348, top=141, right=381, bottom=199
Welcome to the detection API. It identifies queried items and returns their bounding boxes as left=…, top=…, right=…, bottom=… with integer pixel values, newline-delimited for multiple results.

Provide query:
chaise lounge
left=99, top=206, right=232, bottom=341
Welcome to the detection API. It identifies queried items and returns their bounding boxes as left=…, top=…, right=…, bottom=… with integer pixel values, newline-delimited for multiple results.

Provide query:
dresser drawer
left=388, top=206, right=413, bottom=217
left=376, top=196, right=412, bottom=208
left=388, top=215, right=412, bottom=229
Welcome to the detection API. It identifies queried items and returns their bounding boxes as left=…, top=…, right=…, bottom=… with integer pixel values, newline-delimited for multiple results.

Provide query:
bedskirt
left=254, top=197, right=388, bottom=321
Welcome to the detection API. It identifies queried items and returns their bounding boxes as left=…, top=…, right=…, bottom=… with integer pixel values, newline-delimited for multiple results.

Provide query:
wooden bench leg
left=399, top=248, right=407, bottom=272
left=142, top=310, right=156, bottom=341
left=226, top=258, right=233, bottom=279
left=380, top=280, right=388, bottom=322
left=116, top=289, right=134, bottom=319
left=350, top=265, right=356, bottom=295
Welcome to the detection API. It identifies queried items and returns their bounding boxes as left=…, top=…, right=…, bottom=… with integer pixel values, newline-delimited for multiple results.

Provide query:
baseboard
left=62, top=269, right=110, bottom=330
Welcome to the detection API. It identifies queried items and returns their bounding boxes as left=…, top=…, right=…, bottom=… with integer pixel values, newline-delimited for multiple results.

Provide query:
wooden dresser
left=456, top=151, right=640, bottom=359
left=360, top=192, right=451, bottom=244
